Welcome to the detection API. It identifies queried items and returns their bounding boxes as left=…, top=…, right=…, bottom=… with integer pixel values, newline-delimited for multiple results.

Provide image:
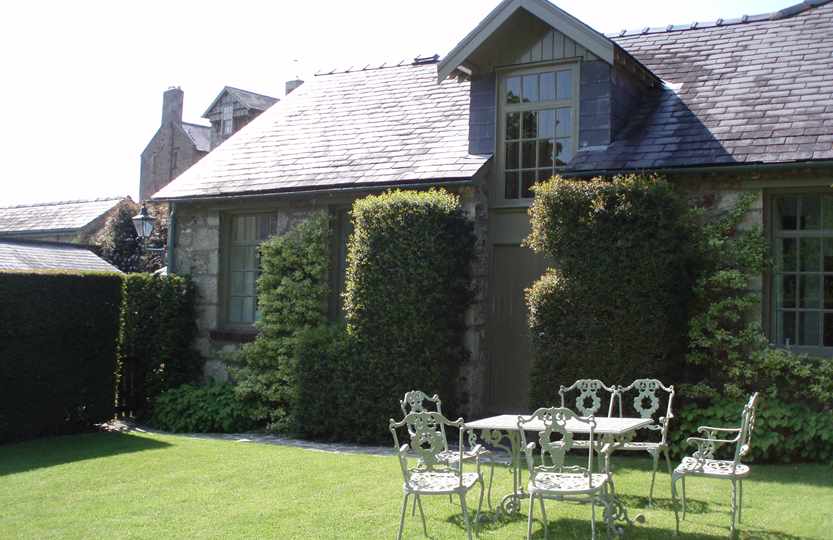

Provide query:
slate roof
left=202, top=86, right=279, bottom=118
left=153, top=62, right=488, bottom=201
left=0, top=197, right=126, bottom=235
left=182, top=122, right=211, bottom=153
left=0, top=240, right=120, bottom=273
left=569, top=0, right=833, bottom=173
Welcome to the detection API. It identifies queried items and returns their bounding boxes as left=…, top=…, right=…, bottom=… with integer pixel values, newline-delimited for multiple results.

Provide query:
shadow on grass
left=0, top=431, right=170, bottom=476
left=618, top=494, right=709, bottom=514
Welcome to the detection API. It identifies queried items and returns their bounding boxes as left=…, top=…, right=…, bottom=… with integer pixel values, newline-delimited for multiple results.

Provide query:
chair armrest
left=697, top=425, right=741, bottom=434
left=686, top=436, right=737, bottom=459
left=523, top=442, right=536, bottom=476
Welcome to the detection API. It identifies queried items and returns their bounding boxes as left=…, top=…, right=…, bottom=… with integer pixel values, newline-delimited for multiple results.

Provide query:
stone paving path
left=105, top=419, right=511, bottom=462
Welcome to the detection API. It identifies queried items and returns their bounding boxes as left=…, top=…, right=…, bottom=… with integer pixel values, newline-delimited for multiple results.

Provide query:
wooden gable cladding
left=499, top=26, right=598, bottom=67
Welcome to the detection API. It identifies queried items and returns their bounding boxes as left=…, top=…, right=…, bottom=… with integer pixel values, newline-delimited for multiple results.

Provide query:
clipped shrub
left=0, top=271, right=122, bottom=443
left=149, top=383, right=257, bottom=433
left=526, top=175, right=695, bottom=406
left=229, top=212, right=331, bottom=432
left=118, top=273, right=202, bottom=417
left=343, top=189, right=475, bottom=442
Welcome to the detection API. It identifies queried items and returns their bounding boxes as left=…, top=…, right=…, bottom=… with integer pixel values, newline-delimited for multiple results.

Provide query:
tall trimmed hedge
left=0, top=271, right=122, bottom=443
left=229, top=212, right=331, bottom=432
left=342, top=189, right=475, bottom=441
left=526, top=175, right=695, bottom=406
left=118, top=273, right=202, bottom=417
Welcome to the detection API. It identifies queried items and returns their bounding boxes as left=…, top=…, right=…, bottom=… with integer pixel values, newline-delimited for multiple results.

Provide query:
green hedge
left=229, top=212, right=331, bottom=432
left=0, top=271, right=122, bottom=443
left=118, top=273, right=202, bottom=418
left=149, top=383, right=257, bottom=433
left=342, top=189, right=475, bottom=442
left=526, top=175, right=695, bottom=406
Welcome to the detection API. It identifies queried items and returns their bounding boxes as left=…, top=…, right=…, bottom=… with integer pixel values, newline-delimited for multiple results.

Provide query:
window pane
left=779, top=238, right=797, bottom=271
left=540, top=72, right=556, bottom=101
left=800, top=238, right=822, bottom=272
left=780, top=275, right=797, bottom=308
left=824, top=313, right=833, bottom=347
left=800, top=274, right=821, bottom=308
left=801, top=196, right=821, bottom=230
left=823, top=195, right=833, bottom=230
left=522, top=75, right=539, bottom=103
left=521, top=171, right=536, bottom=199
left=557, top=70, right=572, bottom=99
left=780, top=311, right=796, bottom=346
left=506, top=113, right=520, bottom=140
left=505, top=172, right=519, bottom=199
left=522, top=111, right=538, bottom=138
left=538, top=109, right=556, bottom=138
left=555, top=138, right=574, bottom=165
left=825, top=238, right=833, bottom=272
left=521, top=141, right=536, bottom=169
left=229, top=297, right=245, bottom=324
left=506, top=77, right=521, bottom=104
left=505, top=143, right=519, bottom=169
left=825, top=276, right=833, bottom=309
left=799, top=311, right=820, bottom=346
left=538, top=139, right=555, bottom=168
left=231, top=272, right=246, bottom=295
left=776, top=196, right=798, bottom=230
left=556, top=108, right=572, bottom=138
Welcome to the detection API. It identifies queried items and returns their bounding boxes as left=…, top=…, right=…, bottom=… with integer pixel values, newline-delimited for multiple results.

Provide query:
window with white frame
left=221, top=99, right=234, bottom=136
left=225, top=213, right=278, bottom=326
left=772, top=193, right=833, bottom=351
left=499, top=65, right=577, bottom=202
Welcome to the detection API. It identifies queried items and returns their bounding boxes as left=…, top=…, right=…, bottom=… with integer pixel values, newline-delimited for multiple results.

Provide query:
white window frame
left=495, top=62, right=580, bottom=208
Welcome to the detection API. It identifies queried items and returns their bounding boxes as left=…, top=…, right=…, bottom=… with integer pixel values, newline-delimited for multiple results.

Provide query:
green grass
left=0, top=432, right=831, bottom=539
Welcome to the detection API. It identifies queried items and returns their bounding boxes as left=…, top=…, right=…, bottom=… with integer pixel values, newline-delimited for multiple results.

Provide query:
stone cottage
left=152, top=0, right=833, bottom=415
left=0, top=196, right=133, bottom=243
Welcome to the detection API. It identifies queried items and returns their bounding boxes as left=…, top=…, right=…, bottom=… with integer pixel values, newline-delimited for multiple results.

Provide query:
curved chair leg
left=738, top=479, right=743, bottom=524
left=671, top=473, right=681, bottom=535
left=730, top=479, right=738, bottom=538
left=398, top=493, right=410, bottom=540
left=460, top=492, right=473, bottom=540
left=475, top=479, right=485, bottom=533
left=415, top=494, right=427, bottom=536
left=648, top=448, right=660, bottom=506
left=590, top=495, right=597, bottom=540
left=539, top=496, right=549, bottom=538
left=681, top=476, right=687, bottom=521
left=487, top=461, right=495, bottom=510
left=527, top=494, right=535, bottom=540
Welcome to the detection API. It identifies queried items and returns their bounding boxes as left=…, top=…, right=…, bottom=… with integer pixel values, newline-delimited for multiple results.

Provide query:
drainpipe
left=166, top=202, right=177, bottom=274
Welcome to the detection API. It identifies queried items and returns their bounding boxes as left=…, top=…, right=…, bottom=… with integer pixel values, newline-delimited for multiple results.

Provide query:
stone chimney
left=162, top=86, right=184, bottom=125
left=285, top=79, right=304, bottom=96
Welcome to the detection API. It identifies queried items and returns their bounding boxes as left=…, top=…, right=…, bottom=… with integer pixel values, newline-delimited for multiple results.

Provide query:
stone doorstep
left=100, top=419, right=514, bottom=463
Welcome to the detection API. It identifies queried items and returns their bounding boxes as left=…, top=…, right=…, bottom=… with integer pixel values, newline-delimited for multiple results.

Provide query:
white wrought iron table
left=467, top=414, right=652, bottom=536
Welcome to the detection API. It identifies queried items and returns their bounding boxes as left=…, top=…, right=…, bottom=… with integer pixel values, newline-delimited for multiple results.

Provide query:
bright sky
left=1, top=0, right=791, bottom=206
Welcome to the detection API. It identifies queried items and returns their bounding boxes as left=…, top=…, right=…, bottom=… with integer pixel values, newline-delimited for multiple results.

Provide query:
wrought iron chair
left=671, top=393, right=759, bottom=537
left=611, top=379, right=675, bottom=505
left=518, top=407, right=612, bottom=540
left=400, top=390, right=495, bottom=509
left=390, top=411, right=485, bottom=540
left=558, top=379, right=617, bottom=452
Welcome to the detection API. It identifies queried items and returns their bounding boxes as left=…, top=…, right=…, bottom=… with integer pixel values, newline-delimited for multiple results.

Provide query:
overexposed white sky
left=1, top=0, right=790, bottom=206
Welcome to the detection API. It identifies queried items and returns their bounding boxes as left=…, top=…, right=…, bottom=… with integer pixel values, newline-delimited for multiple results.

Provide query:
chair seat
left=406, top=471, right=480, bottom=494
left=619, top=441, right=664, bottom=451
left=438, top=448, right=489, bottom=465
left=675, top=457, right=750, bottom=479
left=529, top=472, right=609, bottom=495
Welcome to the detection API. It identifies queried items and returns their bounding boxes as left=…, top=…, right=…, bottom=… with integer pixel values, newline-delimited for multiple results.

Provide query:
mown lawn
left=0, top=431, right=831, bottom=539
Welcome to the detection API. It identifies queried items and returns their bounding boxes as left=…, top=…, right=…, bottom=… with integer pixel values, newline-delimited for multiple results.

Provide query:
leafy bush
left=229, top=212, right=331, bottom=432
left=525, top=175, right=695, bottom=406
left=343, top=189, right=475, bottom=442
left=118, top=273, right=202, bottom=417
left=0, top=271, right=122, bottom=443
left=149, top=383, right=257, bottom=433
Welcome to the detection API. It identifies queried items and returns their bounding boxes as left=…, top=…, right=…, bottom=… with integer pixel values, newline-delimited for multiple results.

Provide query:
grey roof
left=570, top=0, right=833, bottom=173
left=153, top=62, right=488, bottom=201
left=201, top=86, right=279, bottom=118
left=0, top=240, right=120, bottom=273
left=0, top=197, right=126, bottom=235
left=182, top=122, right=211, bottom=153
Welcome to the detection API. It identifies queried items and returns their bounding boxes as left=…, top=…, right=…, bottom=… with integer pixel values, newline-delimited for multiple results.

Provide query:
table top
left=466, top=414, right=652, bottom=435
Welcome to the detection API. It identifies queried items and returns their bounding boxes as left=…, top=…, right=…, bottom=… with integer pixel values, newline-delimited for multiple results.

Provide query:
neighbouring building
left=0, top=197, right=133, bottom=243
left=139, top=86, right=279, bottom=201
left=151, top=0, right=833, bottom=415
left=0, top=239, right=120, bottom=273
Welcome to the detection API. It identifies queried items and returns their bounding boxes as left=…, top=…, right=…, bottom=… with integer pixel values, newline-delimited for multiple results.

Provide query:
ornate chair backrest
left=389, top=411, right=466, bottom=486
left=734, top=392, right=760, bottom=466
left=614, top=379, right=675, bottom=444
left=400, top=390, right=448, bottom=452
left=559, top=379, right=616, bottom=417
left=518, top=407, right=597, bottom=489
